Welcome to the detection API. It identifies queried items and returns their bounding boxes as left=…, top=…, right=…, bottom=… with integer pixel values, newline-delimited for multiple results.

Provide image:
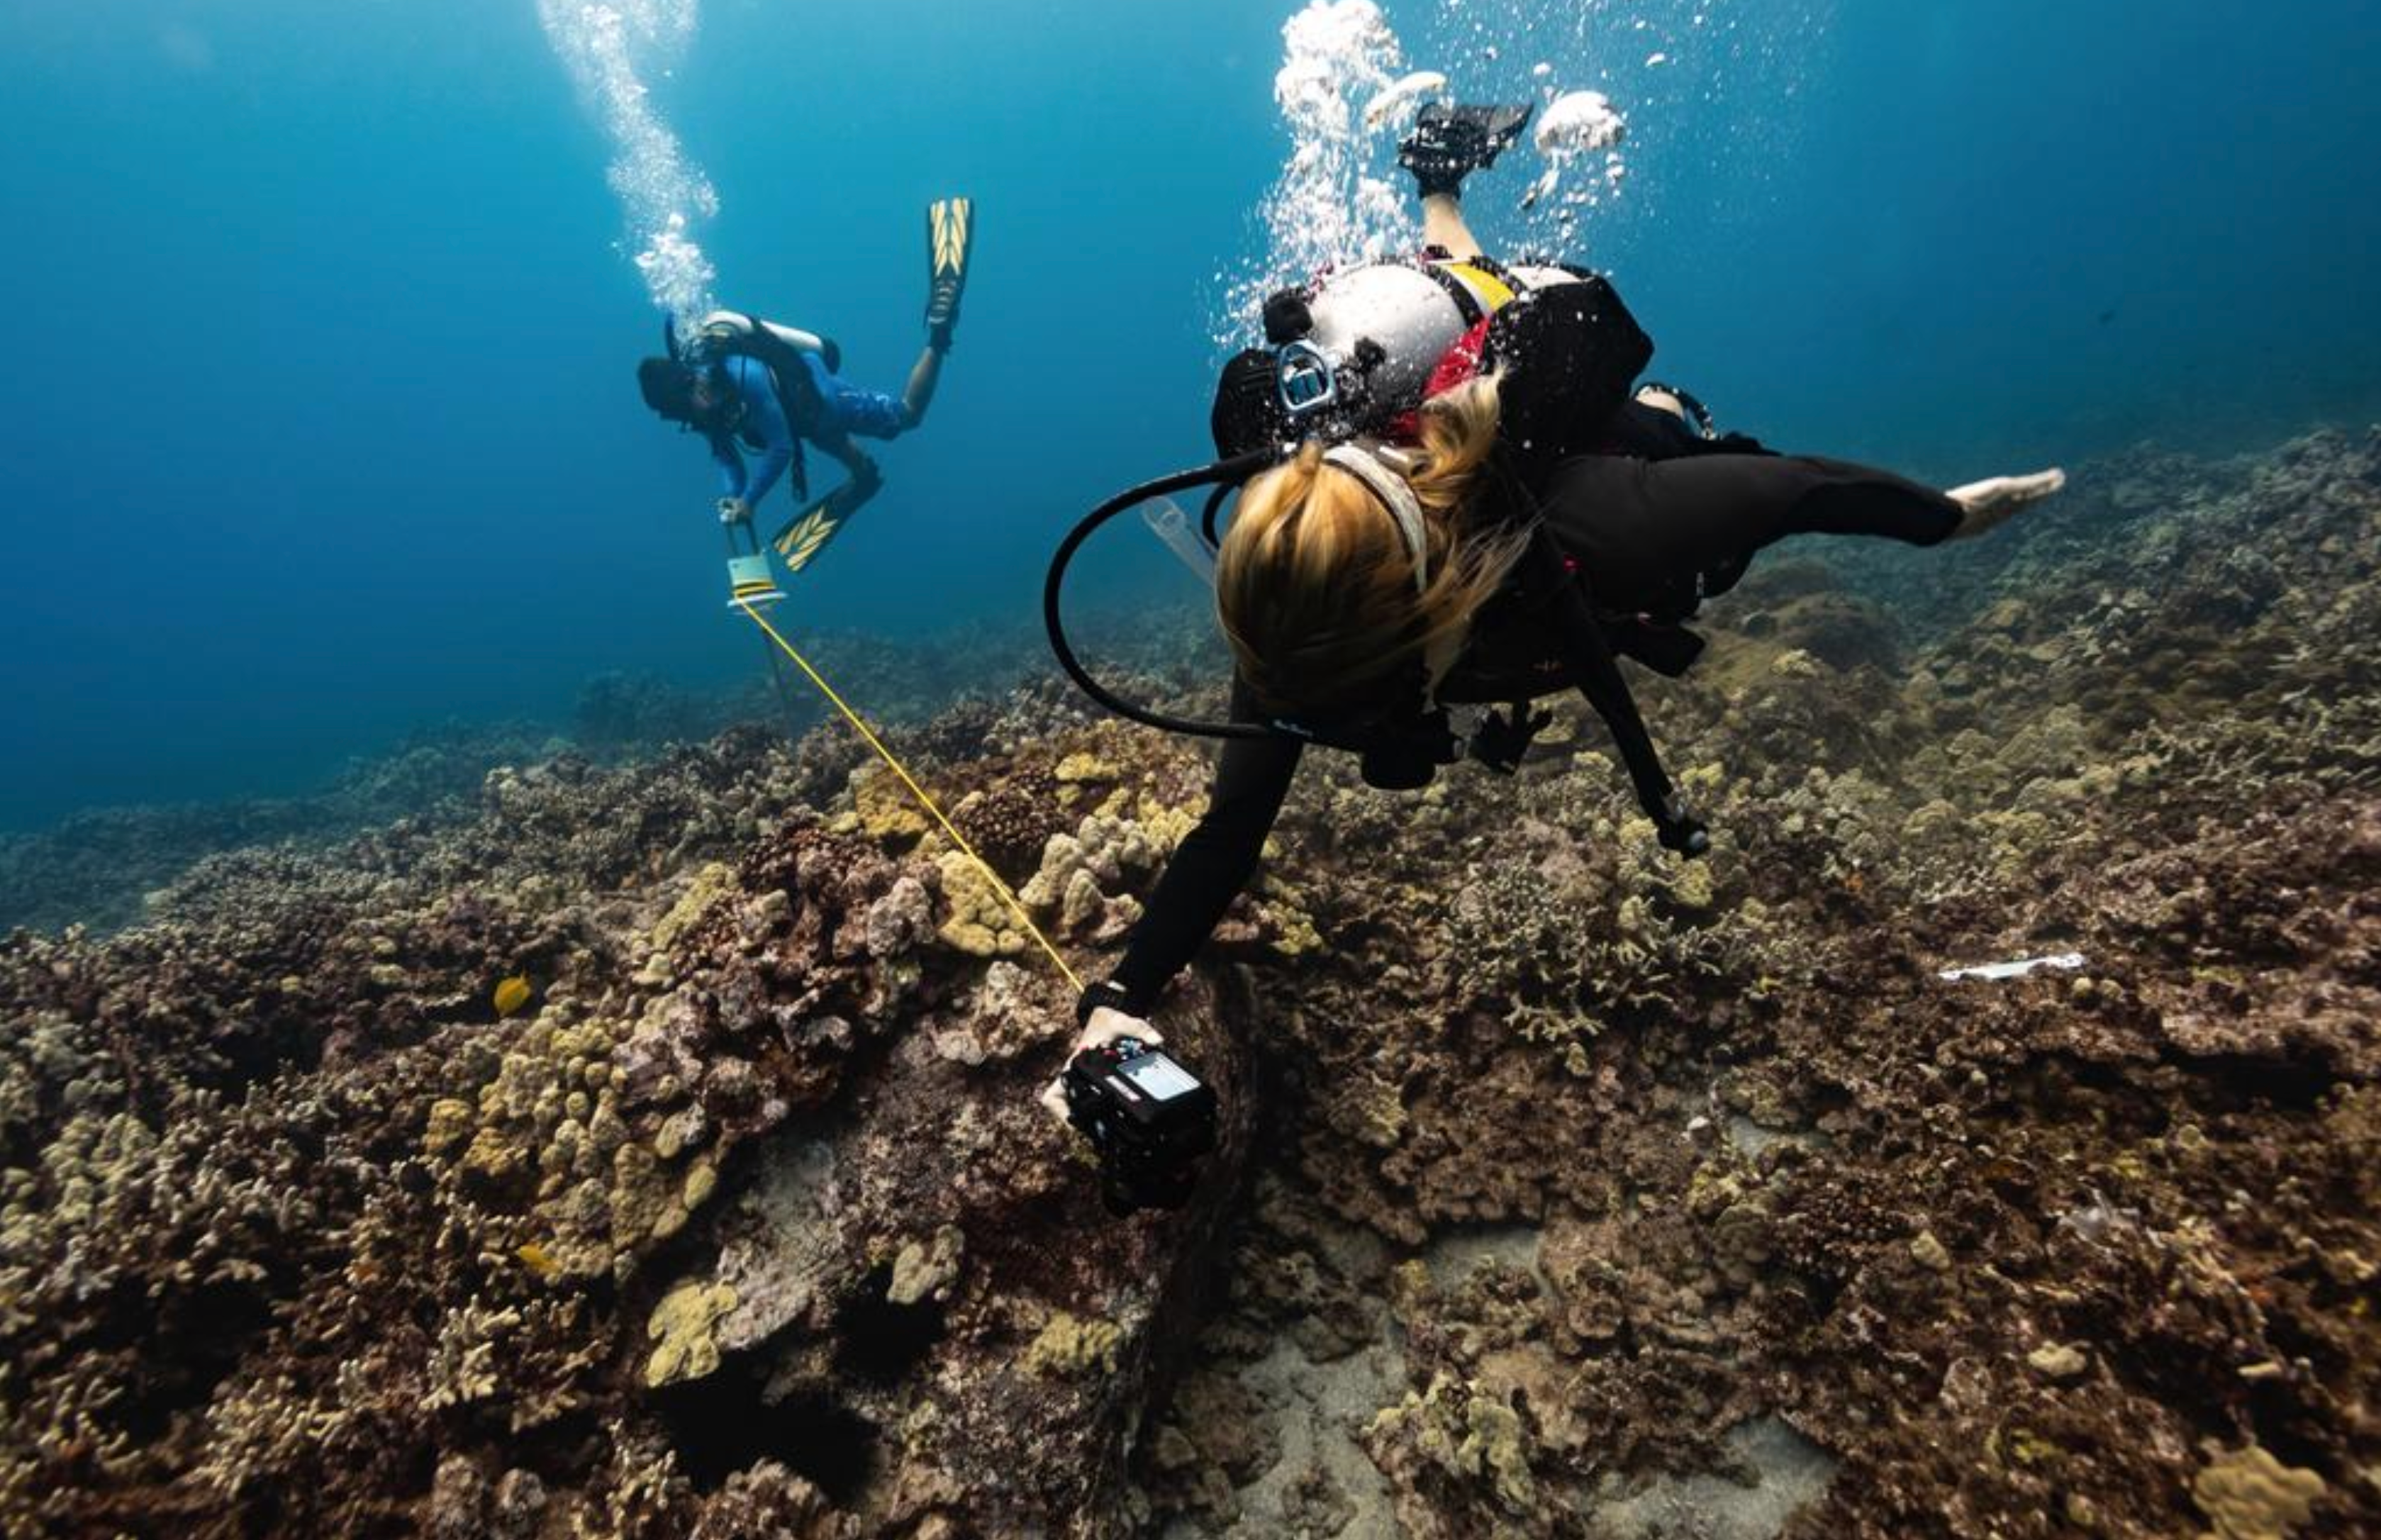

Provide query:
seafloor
left=2, top=429, right=2377, bottom=1539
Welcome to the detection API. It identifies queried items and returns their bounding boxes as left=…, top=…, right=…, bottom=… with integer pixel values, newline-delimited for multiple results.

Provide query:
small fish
left=518, top=1242, right=559, bottom=1278
left=493, top=975, right=533, bottom=1017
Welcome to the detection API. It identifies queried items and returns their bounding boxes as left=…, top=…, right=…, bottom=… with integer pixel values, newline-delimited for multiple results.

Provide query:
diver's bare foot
left=1946, top=467, right=2066, bottom=540
left=1634, top=385, right=1688, bottom=424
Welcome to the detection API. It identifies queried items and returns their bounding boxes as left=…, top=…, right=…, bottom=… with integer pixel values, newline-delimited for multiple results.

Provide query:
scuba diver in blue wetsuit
left=637, top=199, right=976, bottom=588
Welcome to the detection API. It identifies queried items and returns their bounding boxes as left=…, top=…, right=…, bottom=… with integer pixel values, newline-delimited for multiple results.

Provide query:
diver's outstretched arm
left=1037, top=727, right=1300, bottom=1125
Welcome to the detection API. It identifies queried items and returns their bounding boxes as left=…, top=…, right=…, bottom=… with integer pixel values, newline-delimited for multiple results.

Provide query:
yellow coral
left=1022, top=1311, right=1122, bottom=1377
left=1371, top=1373, right=1534, bottom=1510
left=650, top=863, right=739, bottom=953
left=423, top=1098, right=474, bottom=1158
left=2194, top=1444, right=2326, bottom=1540
left=610, top=1141, right=686, bottom=1245
left=1459, top=1394, right=1535, bottom=1512
left=1664, top=859, right=1716, bottom=913
left=1054, top=752, right=1120, bottom=784
left=462, top=1125, right=528, bottom=1185
left=681, top=1159, right=718, bottom=1212
left=936, top=850, right=1027, bottom=957
left=645, top=1280, right=739, bottom=1387
left=1263, top=893, right=1325, bottom=959
left=1132, top=792, right=1201, bottom=852
left=852, top=766, right=933, bottom=842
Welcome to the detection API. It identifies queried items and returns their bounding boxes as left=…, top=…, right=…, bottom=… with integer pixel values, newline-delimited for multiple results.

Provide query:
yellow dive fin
left=925, top=196, right=974, bottom=347
left=771, top=496, right=846, bottom=575
left=929, top=197, right=973, bottom=282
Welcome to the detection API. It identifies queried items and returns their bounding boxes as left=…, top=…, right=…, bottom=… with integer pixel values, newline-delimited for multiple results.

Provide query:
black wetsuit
left=1103, top=401, right=1961, bottom=1016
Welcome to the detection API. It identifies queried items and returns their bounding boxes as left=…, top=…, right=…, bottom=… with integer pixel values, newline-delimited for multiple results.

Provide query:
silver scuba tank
left=696, top=309, right=834, bottom=360
left=1276, top=261, right=1582, bottom=435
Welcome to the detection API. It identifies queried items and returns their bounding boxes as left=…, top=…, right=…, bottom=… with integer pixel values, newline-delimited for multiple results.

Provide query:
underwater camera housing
left=1061, top=1037, right=1218, bottom=1217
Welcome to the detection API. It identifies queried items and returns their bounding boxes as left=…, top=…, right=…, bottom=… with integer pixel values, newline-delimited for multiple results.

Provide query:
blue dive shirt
left=710, top=353, right=908, bottom=506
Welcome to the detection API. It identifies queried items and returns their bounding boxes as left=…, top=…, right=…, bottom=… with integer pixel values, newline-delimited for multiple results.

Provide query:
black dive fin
left=1400, top=102, right=1535, bottom=196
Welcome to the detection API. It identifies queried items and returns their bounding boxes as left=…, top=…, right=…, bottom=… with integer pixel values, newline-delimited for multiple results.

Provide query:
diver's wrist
left=1076, top=979, right=1136, bottom=1030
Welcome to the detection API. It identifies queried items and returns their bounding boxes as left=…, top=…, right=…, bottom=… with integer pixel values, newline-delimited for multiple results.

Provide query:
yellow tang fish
left=493, top=976, right=533, bottom=1017
left=517, top=1242, right=559, bottom=1278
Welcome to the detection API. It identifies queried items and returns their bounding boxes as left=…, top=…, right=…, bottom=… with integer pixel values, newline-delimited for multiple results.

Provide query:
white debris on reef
left=1937, top=952, right=2088, bottom=983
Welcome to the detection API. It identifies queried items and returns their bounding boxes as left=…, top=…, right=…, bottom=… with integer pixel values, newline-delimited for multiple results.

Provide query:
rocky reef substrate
left=3, top=428, right=2377, bottom=1536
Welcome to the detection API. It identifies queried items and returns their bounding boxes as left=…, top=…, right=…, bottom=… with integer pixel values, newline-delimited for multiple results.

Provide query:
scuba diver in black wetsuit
left=635, top=199, right=976, bottom=584
left=1040, top=103, right=2064, bottom=1119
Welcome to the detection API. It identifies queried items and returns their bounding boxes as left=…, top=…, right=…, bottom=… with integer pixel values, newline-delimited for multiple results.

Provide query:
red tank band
left=1387, top=316, right=1495, bottom=441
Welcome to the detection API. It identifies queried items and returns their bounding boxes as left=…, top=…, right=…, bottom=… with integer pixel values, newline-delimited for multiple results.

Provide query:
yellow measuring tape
left=735, top=601, right=1084, bottom=993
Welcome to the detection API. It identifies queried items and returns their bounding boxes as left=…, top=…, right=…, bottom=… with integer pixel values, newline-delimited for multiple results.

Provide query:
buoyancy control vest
left=692, top=311, right=841, bottom=376
left=678, top=311, right=844, bottom=501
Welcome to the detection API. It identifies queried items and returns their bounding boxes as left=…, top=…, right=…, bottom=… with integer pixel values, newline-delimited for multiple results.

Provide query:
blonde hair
left=1216, top=377, right=1527, bottom=712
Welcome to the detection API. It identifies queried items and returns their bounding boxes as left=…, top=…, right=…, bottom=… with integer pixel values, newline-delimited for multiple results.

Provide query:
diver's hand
left=1037, top=1009, right=1161, bottom=1126
left=1945, top=468, right=2065, bottom=540
left=1656, top=791, right=1711, bottom=858
left=717, top=496, right=754, bottom=525
left=1658, top=813, right=1711, bottom=858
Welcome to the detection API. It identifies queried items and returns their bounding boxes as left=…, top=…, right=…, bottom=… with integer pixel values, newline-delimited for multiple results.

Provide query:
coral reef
left=0, top=715, right=1249, bottom=1536
left=0, top=722, right=552, bottom=934
left=1129, top=428, right=2381, bottom=1538
left=4, top=428, right=2378, bottom=1536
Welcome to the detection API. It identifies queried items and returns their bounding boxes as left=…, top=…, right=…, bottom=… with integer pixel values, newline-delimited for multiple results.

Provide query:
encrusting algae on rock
left=1024, top=1311, right=1125, bottom=1378
left=645, top=1280, right=739, bottom=1387
left=2194, top=1443, right=2328, bottom=1540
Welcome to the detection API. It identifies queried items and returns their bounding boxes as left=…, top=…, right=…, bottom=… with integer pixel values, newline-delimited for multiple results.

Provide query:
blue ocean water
left=1, top=0, right=2375, bottom=832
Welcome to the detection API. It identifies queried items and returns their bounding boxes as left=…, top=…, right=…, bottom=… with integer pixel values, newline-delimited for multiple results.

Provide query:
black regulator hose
left=1043, top=452, right=1279, bottom=742
left=1200, top=480, right=1236, bottom=549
